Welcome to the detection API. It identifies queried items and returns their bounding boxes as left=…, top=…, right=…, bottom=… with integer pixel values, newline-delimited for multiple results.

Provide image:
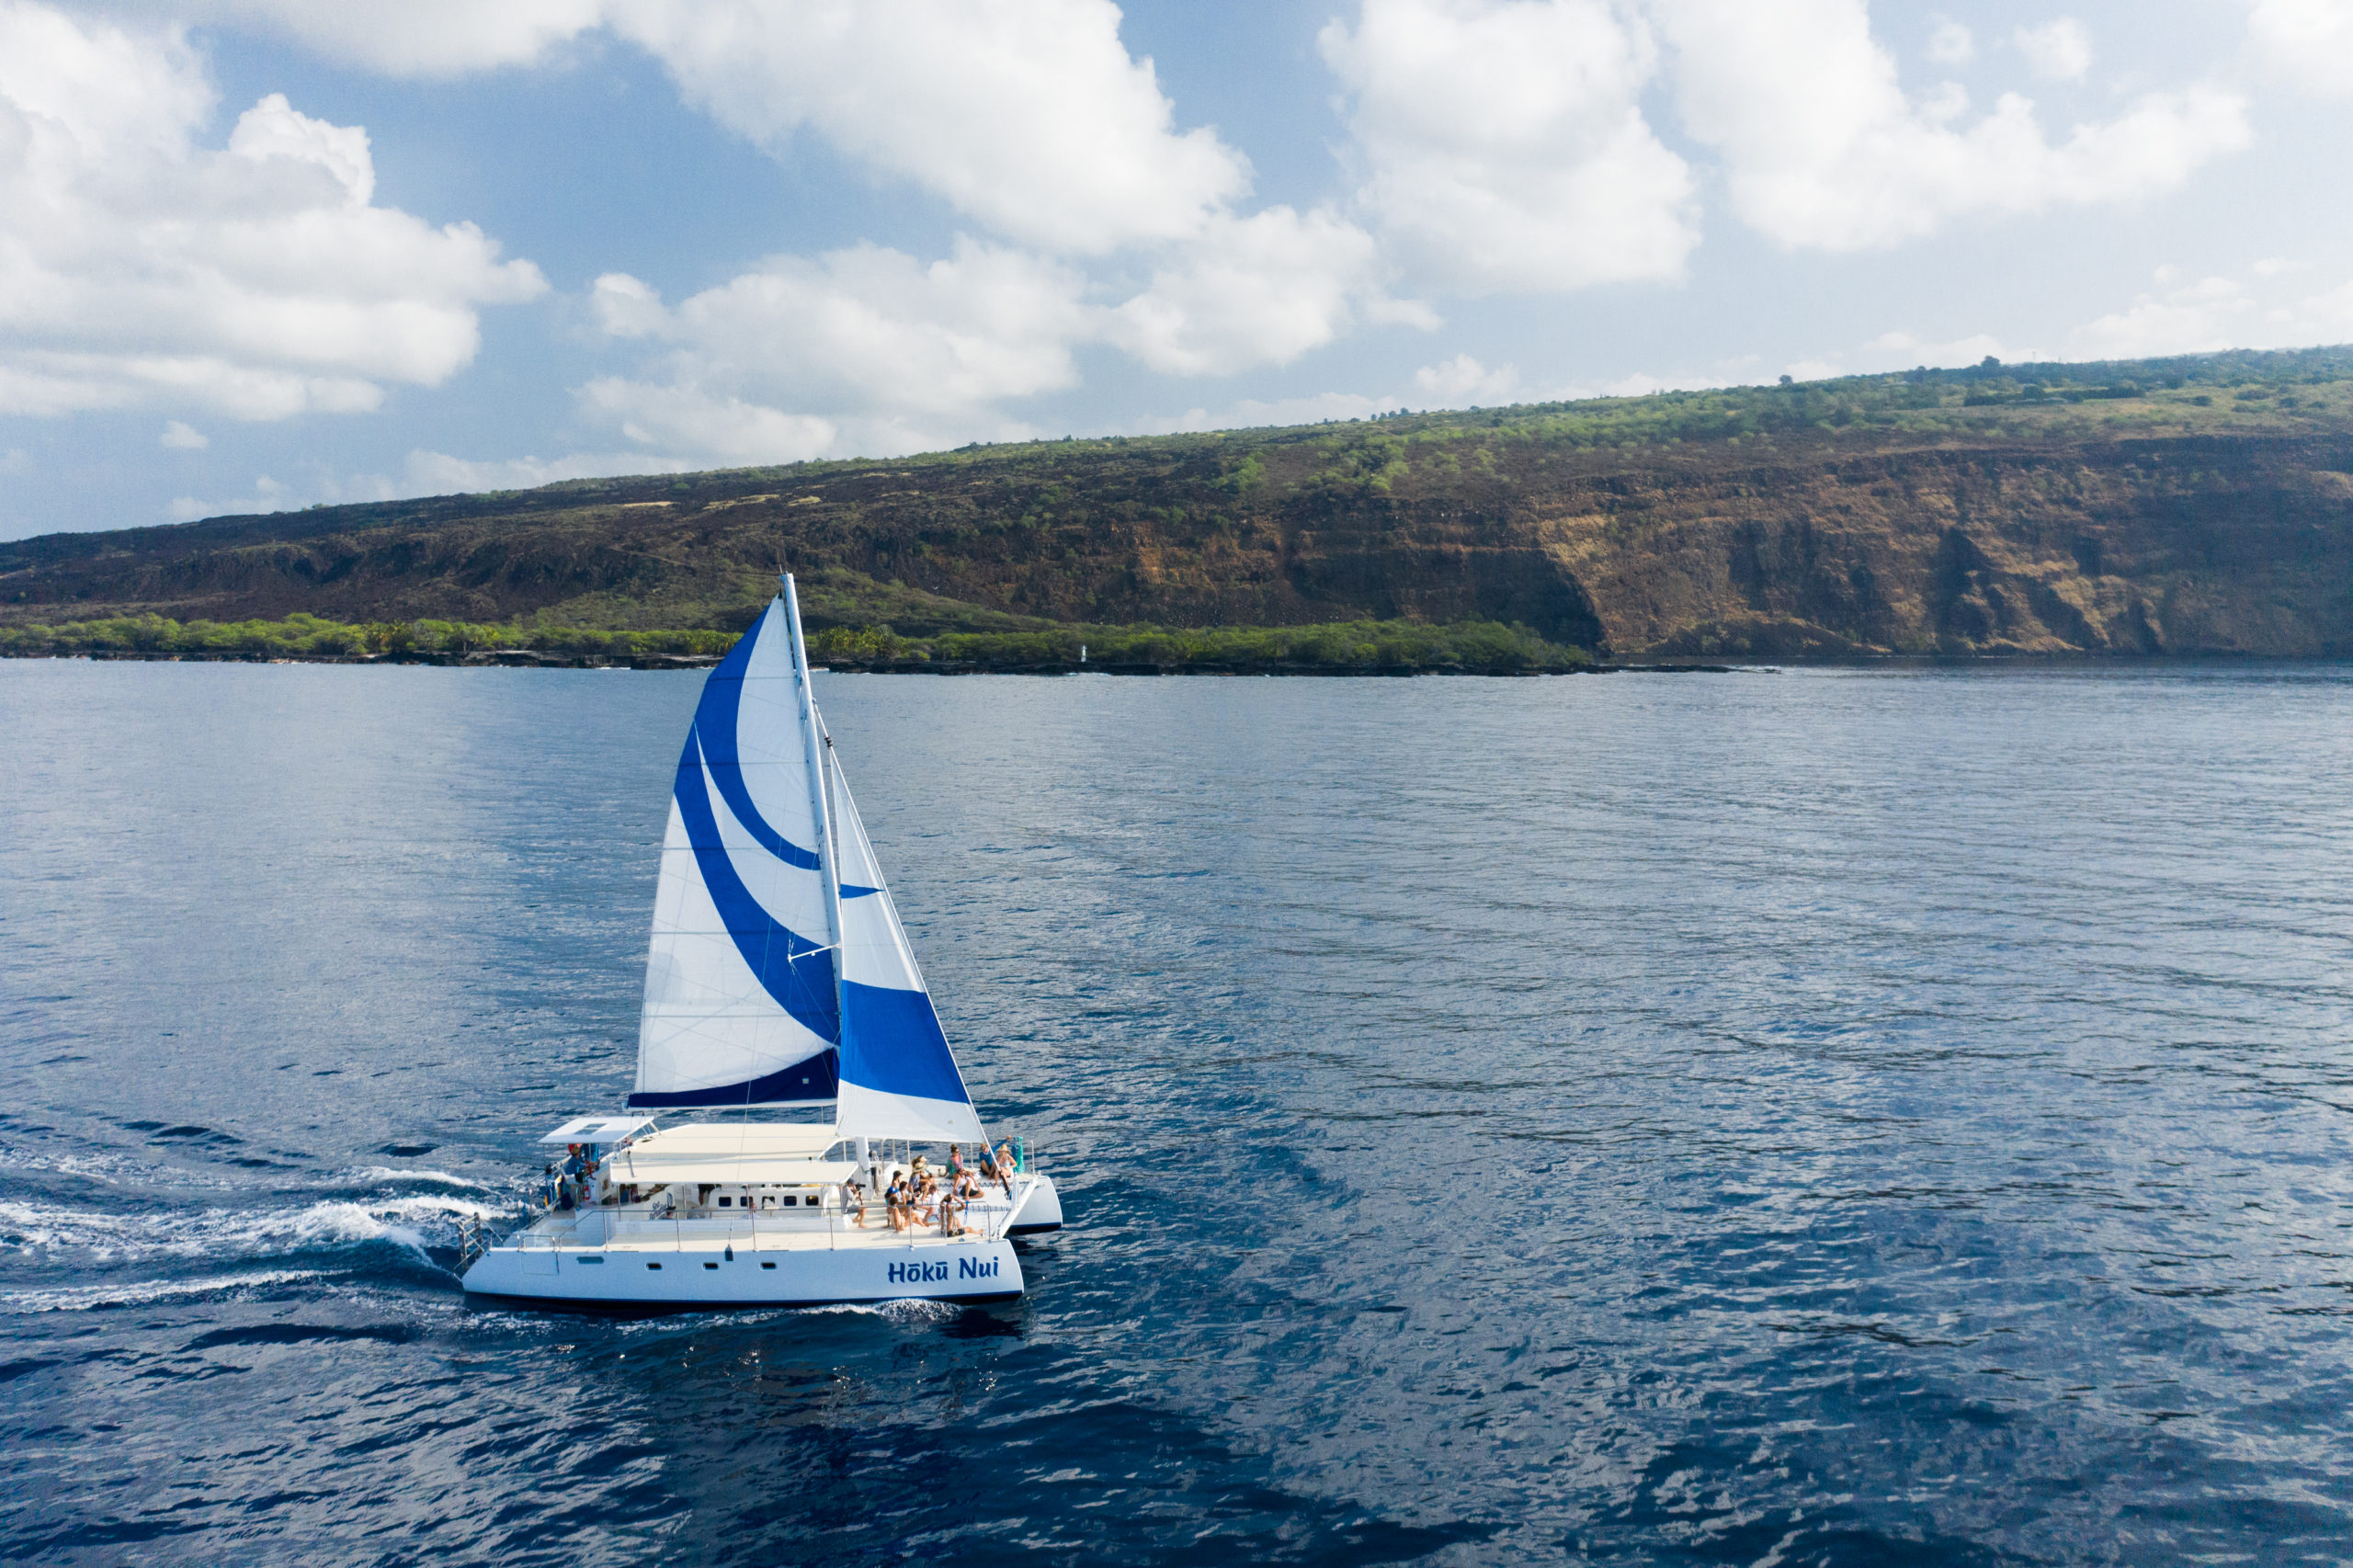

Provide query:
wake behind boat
left=462, top=574, right=1062, bottom=1308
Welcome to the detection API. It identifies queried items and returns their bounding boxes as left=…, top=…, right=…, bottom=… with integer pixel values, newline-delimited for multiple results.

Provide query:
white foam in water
left=0, top=1193, right=507, bottom=1268
left=348, top=1166, right=495, bottom=1191
left=0, top=1267, right=324, bottom=1314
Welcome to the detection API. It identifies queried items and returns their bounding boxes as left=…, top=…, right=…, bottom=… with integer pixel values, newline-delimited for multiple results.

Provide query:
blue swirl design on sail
left=625, top=724, right=840, bottom=1108
left=691, top=617, right=824, bottom=870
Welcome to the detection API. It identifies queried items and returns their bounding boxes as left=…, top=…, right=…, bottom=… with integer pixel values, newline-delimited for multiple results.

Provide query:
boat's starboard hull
left=1008, top=1172, right=1064, bottom=1233
left=461, top=1235, right=1022, bottom=1308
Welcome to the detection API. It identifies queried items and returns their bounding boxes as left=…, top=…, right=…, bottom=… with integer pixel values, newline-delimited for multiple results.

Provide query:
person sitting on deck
left=993, top=1141, right=1017, bottom=1184
left=885, top=1176, right=911, bottom=1233
left=844, top=1176, right=868, bottom=1228
left=912, top=1174, right=939, bottom=1230
left=939, top=1187, right=965, bottom=1237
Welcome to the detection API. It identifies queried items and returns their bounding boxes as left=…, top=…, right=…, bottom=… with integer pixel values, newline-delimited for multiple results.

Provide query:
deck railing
left=517, top=1176, right=1037, bottom=1253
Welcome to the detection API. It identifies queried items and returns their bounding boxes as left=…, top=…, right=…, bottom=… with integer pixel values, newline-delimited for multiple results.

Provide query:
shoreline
left=0, top=649, right=1741, bottom=676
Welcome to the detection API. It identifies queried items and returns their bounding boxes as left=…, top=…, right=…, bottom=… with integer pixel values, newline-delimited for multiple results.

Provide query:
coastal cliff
left=7, top=347, right=2353, bottom=659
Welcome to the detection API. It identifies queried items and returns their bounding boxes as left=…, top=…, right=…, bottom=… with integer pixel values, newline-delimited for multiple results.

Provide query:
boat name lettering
left=886, top=1257, right=1000, bottom=1285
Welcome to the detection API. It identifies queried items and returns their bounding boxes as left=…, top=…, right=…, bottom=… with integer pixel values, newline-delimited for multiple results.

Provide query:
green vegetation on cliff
left=0, top=610, right=1589, bottom=673
left=8, top=346, right=2353, bottom=660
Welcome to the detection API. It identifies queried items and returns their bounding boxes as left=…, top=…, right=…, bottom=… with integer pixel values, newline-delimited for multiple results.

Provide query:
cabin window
left=704, top=1261, right=720, bottom=1270
left=718, top=1195, right=732, bottom=1207
left=782, top=1195, right=799, bottom=1208
left=647, top=1262, right=662, bottom=1270
left=576, top=1256, right=604, bottom=1265
left=761, top=1261, right=776, bottom=1270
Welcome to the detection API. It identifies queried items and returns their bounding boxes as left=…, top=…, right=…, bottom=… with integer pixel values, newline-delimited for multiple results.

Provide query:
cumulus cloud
left=1648, top=0, right=2251, bottom=251
left=579, top=239, right=1091, bottom=461
left=124, top=0, right=609, bottom=76
left=2244, top=0, right=2353, bottom=96
left=1414, top=352, right=1521, bottom=403
left=1108, top=207, right=1415, bottom=376
left=403, top=448, right=695, bottom=494
left=585, top=215, right=1417, bottom=463
left=159, top=419, right=207, bottom=449
left=0, top=2, right=546, bottom=420
left=164, top=464, right=396, bottom=522
left=1862, top=328, right=2039, bottom=368
left=1321, top=0, right=1698, bottom=293
left=1926, top=19, right=1973, bottom=64
left=609, top=0, right=1249, bottom=256
left=2012, top=17, right=2091, bottom=81
left=2065, top=272, right=2254, bottom=358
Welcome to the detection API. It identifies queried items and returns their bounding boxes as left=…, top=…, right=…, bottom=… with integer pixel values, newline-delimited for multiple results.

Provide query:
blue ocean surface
left=2, top=659, right=2350, bottom=1565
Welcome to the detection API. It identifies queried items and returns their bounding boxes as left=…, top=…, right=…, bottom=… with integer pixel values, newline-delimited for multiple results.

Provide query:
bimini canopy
left=631, top=596, right=841, bottom=1108
left=603, top=1121, right=851, bottom=1186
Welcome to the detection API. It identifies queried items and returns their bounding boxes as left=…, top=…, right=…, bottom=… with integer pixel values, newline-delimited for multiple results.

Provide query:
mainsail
left=629, top=577, right=984, bottom=1143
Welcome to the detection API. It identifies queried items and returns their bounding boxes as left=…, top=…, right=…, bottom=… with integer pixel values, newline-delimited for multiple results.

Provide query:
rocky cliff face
left=7, top=415, right=2353, bottom=658
left=1518, top=435, right=2353, bottom=656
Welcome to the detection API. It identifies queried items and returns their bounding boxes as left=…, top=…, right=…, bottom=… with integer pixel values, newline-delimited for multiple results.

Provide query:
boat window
left=761, top=1261, right=776, bottom=1269
left=703, top=1261, right=720, bottom=1270
left=718, top=1195, right=732, bottom=1207
left=646, top=1262, right=662, bottom=1270
left=782, top=1195, right=798, bottom=1208
left=576, top=1256, right=604, bottom=1265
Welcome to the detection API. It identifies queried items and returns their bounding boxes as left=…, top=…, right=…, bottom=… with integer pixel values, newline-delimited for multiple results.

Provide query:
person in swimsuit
left=885, top=1176, right=911, bottom=1233
left=939, top=1187, right=965, bottom=1238
left=913, top=1173, right=938, bottom=1230
left=844, top=1176, right=868, bottom=1228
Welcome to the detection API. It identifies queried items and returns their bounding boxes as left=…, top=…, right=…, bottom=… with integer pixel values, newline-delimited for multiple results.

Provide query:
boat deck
left=507, top=1186, right=1029, bottom=1256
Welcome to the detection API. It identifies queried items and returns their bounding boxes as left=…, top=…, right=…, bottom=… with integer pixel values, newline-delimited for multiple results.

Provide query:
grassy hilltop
left=8, top=345, right=2353, bottom=664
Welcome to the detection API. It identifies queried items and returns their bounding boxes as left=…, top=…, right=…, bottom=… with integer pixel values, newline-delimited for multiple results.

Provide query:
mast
left=779, top=573, right=844, bottom=1004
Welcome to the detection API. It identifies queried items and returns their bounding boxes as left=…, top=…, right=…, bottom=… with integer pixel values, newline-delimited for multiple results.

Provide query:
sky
left=3, top=0, right=2352, bottom=540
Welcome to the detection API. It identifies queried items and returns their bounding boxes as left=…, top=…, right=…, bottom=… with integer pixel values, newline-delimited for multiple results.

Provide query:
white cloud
left=159, top=418, right=207, bottom=449
left=403, top=448, right=695, bottom=494
left=579, top=238, right=1087, bottom=461
left=2012, top=17, right=2091, bottom=82
left=227, top=89, right=371, bottom=199
left=1130, top=390, right=1391, bottom=437
left=1649, top=0, right=2252, bottom=251
left=578, top=380, right=845, bottom=465
left=1863, top=328, right=2038, bottom=367
left=164, top=464, right=395, bottom=522
left=0, top=2, right=546, bottom=420
left=2245, top=0, right=2353, bottom=96
left=1414, top=352, right=1520, bottom=403
left=584, top=216, right=1418, bottom=462
left=1927, top=19, right=1973, bottom=65
left=1320, top=0, right=1698, bottom=293
left=2065, top=274, right=2256, bottom=358
left=131, top=0, right=609, bottom=76
left=1108, top=207, right=1411, bottom=376
left=608, top=0, right=1250, bottom=256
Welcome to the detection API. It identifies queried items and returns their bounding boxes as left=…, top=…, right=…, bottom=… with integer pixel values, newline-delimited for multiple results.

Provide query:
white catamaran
left=462, top=574, right=1062, bottom=1307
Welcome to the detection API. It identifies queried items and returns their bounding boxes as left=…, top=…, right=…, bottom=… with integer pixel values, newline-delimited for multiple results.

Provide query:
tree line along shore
left=0, top=611, right=1602, bottom=675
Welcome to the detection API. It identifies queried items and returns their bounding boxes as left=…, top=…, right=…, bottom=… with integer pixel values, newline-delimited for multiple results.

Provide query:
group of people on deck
left=843, top=1142, right=1018, bottom=1237
left=537, top=1143, right=599, bottom=1211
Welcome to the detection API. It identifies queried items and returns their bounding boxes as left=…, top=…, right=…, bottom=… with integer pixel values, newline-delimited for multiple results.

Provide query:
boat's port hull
left=461, top=1235, right=1023, bottom=1308
left=1008, top=1172, right=1063, bottom=1233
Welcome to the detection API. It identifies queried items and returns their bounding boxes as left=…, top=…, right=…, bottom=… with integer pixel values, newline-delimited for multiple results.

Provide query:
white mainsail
left=629, top=576, right=984, bottom=1142
left=631, top=595, right=840, bottom=1107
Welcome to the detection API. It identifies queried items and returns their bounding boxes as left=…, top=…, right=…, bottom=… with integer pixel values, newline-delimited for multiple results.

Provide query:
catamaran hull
left=460, top=1236, right=1023, bottom=1308
left=1009, top=1173, right=1063, bottom=1233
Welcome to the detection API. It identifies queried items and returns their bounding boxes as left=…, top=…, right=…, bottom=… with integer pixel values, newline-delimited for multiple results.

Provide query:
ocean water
left=2, top=658, right=2350, bottom=1566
